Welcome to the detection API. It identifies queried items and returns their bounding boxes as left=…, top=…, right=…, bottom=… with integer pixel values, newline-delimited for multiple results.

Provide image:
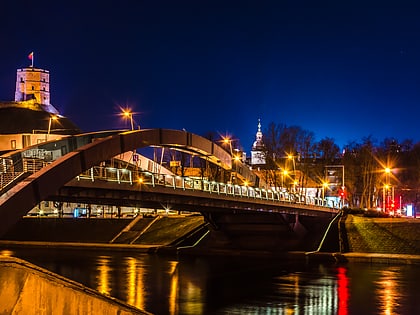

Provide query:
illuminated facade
left=14, top=66, right=58, bottom=114
left=250, top=119, right=266, bottom=166
left=0, top=63, right=80, bottom=152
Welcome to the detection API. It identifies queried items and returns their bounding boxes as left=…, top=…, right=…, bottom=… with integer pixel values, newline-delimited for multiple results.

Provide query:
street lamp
left=222, top=137, right=233, bottom=155
left=122, top=109, right=134, bottom=130
left=282, top=169, right=288, bottom=188
left=46, top=115, right=58, bottom=140
left=383, top=184, right=390, bottom=212
left=231, top=154, right=241, bottom=184
left=287, top=153, right=296, bottom=176
left=322, top=182, right=329, bottom=205
left=383, top=167, right=394, bottom=212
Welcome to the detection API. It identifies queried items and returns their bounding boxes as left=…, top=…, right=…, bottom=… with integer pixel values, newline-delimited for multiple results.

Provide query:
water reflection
left=375, top=268, right=400, bottom=315
left=337, top=267, right=349, bottom=315
left=3, top=248, right=420, bottom=314
left=96, top=255, right=112, bottom=296
left=270, top=265, right=341, bottom=314
left=125, top=256, right=146, bottom=310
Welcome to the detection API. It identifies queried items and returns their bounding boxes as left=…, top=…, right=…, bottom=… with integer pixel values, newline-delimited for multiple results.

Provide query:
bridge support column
left=198, top=211, right=333, bottom=254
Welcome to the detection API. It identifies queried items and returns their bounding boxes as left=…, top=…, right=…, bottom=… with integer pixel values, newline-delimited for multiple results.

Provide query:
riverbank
left=1, top=213, right=420, bottom=264
left=0, top=256, right=150, bottom=315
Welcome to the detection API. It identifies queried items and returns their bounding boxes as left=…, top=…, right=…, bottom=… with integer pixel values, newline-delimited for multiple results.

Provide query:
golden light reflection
left=183, top=281, right=204, bottom=314
left=169, top=261, right=179, bottom=315
left=274, top=273, right=300, bottom=313
left=376, top=269, right=399, bottom=315
left=292, top=274, right=300, bottom=314
left=126, top=257, right=145, bottom=310
left=96, top=256, right=112, bottom=296
left=0, top=250, right=14, bottom=257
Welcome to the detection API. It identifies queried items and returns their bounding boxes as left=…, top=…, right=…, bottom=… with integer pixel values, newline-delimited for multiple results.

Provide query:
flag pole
left=28, top=52, right=34, bottom=67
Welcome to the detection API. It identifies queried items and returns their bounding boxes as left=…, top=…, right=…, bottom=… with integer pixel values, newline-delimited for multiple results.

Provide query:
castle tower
left=15, top=67, right=50, bottom=106
left=251, top=119, right=266, bottom=166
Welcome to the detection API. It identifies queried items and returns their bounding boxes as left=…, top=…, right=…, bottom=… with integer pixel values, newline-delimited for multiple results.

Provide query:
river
left=3, top=247, right=420, bottom=314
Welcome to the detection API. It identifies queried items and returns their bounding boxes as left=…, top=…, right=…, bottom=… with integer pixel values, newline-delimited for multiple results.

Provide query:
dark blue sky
left=1, top=1, right=420, bottom=152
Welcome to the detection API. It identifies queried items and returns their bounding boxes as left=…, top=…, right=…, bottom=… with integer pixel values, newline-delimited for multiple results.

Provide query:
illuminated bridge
left=0, top=129, right=341, bottom=253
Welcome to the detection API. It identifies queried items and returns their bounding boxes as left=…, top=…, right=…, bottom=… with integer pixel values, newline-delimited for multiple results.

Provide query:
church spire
left=251, top=118, right=266, bottom=166
left=252, top=118, right=264, bottom=151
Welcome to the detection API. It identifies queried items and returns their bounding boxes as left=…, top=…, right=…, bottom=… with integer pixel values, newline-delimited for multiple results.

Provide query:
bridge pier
left=198, top=211, right=333, bottom=254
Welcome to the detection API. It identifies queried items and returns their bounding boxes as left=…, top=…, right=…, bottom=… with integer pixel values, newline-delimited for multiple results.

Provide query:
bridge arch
left=0, top=128, right=249, bottom=236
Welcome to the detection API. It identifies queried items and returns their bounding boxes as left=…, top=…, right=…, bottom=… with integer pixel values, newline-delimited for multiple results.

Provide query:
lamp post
left=232, top=154, right=240, bottom=184
left=383, top=184, right=389, bottom=212
left=322, top=182, right=329, bottom=206
left=383, top=167, right=393, bottom=212
left=123, top=110, right=134, bottom=130
left=282, top=169, right=288, bottom=188
left=287, top=154, right=296, bottom=178
left=46, top=115, right=58, bottom=141
left=223, top=137, right=233, bottom=155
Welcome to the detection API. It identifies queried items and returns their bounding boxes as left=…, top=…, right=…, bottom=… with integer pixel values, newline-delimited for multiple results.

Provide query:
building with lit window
left=250, top=119, right=266, bottom=166
left=0, top=64, right=81, bottom=153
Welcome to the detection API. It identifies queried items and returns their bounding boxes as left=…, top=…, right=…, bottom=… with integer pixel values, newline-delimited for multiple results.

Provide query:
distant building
left=0, top=62, right=81, bottom=153
left=250, top=119, right=266, bottom=166
left=14, top=66, right=58, bottom=114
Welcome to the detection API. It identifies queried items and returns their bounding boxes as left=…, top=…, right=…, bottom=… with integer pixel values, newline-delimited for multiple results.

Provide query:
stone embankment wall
left=0, top=256, right=150, bottom=315
left=343, top=214, right=420, bottom=255
left=1, top=215, right=205, bottom=245
left=4, top=214, right=420, bottom=256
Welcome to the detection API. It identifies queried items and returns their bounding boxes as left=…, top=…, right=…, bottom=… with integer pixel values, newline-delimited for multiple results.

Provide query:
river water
left=3, top=247, right=420, bottom=315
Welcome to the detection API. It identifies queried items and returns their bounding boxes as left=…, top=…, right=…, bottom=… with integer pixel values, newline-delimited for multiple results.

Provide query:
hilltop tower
left=0, top=55, right=80, bottom=141
left=13, top=57, right=58, bottom=114
left=251, top=119, right=266, bottom=166
left=15, top=67, right=50, bottom=104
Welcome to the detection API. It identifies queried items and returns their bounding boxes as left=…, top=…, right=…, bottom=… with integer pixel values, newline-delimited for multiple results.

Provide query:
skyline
left=1, top=1, right=420, bottom=152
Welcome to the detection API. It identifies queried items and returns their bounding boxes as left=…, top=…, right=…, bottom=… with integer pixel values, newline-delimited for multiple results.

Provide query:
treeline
left=258, top=122, right=420, bottom=210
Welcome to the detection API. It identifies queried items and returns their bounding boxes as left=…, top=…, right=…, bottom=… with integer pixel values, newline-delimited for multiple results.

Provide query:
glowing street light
left=222, top=137, right=233, bottom=155
left=46, top=115, right=58, bottom=140
left=231, top=154, right=241, bottom=184
left=383, top=167, right=394, bottom=212
left=322, top=182, right=329, bottom=204
left=287, top=153, right=296, bottom=175
left=282, top=169, right=288, bottom=187
left=122, top=109, right=134, bottom=130
left=221, top=136, right=240, bottom=157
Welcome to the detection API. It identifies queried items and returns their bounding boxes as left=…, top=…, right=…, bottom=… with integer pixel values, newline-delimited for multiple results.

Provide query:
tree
left=342, top=137, right=378, bottom=209
left=263, top=122, right=318, bottom=193
left=315, top=137, right=340, bottom=162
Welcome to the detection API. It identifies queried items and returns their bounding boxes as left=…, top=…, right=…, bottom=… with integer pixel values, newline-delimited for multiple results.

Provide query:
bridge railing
left=0, top=157, right=54, bottom=192
left=77, top=166, right=133, bottom=184
left=76, top=166, right=336, bottom=208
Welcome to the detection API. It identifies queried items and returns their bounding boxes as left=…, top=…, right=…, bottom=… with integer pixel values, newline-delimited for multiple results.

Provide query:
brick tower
left=14, top=67, right=50, bottom=106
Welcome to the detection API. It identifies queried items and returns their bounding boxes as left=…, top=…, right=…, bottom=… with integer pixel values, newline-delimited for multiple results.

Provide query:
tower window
left=32, top=86, right=34, bottom=90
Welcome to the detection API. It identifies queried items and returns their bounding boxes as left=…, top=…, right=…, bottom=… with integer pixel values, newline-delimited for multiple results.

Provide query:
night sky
left=1, top=1, right=420, bottom=153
